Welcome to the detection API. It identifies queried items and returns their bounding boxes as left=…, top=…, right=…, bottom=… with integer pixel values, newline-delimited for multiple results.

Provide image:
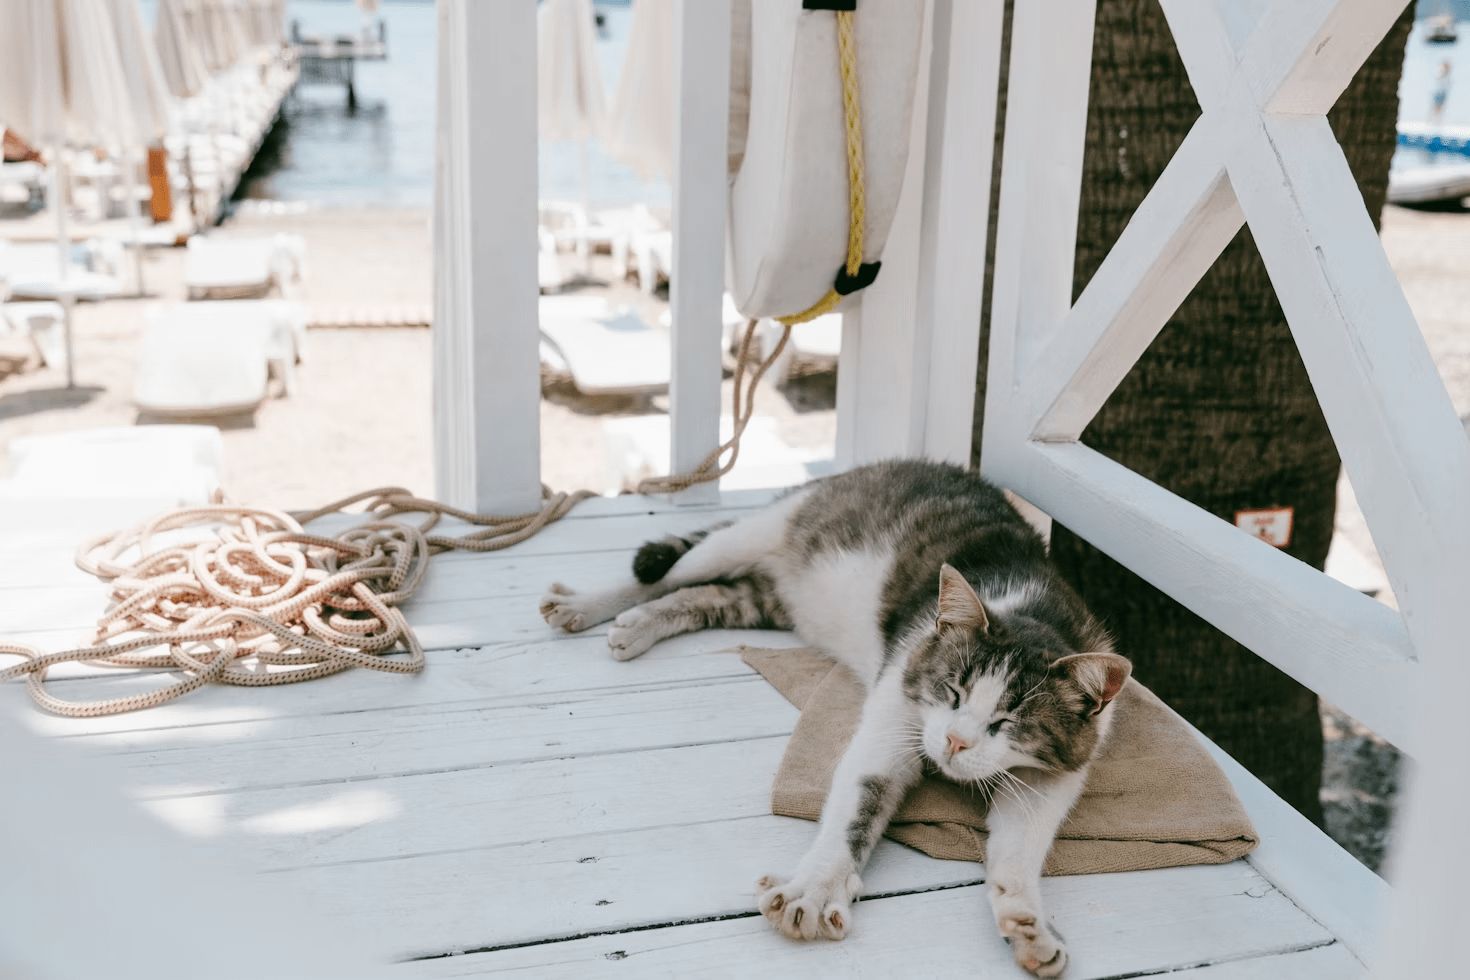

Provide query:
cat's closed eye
left=987, top=717, right=1012, bottom=736
left=943, top=681, right=965, bottom=708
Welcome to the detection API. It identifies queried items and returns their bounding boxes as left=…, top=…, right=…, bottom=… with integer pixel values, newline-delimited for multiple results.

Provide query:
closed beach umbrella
left=0, top=0, right=138, bottom=152
left=539, top=0, right=605, bottom=268
left=106, top=0, right=174, bottom=144
left=155, top=0, right=209, bottom=98
left=604, top=0, right=674, bottom=181
left=0, top=0, right=143, bottom=387
left=538, top=0, right=606, bottom=143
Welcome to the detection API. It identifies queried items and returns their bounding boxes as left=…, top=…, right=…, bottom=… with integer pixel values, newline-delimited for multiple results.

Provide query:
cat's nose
left=947, top=733, right=970, bottom=756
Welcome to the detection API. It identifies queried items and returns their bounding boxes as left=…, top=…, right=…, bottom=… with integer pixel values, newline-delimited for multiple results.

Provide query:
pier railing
left=433, top=3, right=1470, bottom=975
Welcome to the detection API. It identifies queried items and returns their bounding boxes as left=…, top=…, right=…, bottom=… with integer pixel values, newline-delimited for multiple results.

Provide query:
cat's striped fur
left=540, top=460, right=1129, bottom=977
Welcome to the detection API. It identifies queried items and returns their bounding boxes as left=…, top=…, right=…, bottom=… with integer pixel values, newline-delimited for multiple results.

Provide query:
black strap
left=833, top=261, right=881, bottom=296
left=803, top=0, right=856, bottom=9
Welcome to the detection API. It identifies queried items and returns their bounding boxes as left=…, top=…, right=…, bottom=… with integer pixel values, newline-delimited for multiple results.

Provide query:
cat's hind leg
left=607, top=574, right=792, bottom=660
left=540, top=487, right=810, bottom=636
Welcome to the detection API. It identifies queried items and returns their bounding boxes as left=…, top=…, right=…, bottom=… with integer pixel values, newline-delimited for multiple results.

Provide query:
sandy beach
left=0, top=204, right=837, bottom=509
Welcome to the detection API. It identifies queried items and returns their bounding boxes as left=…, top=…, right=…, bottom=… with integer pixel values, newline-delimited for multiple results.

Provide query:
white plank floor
left=1, top=493, right=1375, bottom=978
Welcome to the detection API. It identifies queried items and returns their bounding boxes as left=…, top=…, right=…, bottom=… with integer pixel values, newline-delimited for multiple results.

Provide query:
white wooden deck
left=1, top=493, right=1379, bottom=978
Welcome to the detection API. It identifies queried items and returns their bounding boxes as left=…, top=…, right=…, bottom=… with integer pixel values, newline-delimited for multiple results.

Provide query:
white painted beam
left=432, top=0, right=542, bottom=514
left=1243, top=0, right=1411, bottom=115
left=667, top=0, right=732, bottom=505
left=915, top=0, right=1005, bottom=465
left=982, top=0, right=1097, bottom=464
left=834, top=0, right=933, bottom=468
left=1027, top=119, right=1243, bottom=442
left=1225, top=107, right=1470, bottom=665
left=988, top=439, right=1420, bottom=756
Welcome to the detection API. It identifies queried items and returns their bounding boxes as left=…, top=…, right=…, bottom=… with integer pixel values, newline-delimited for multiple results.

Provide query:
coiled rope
left=0, top=488, right=594, bottom=717
left=637, top=8, right=870, bottom=494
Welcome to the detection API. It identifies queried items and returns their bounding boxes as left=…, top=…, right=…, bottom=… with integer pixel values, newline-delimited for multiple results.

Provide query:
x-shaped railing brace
left=983, top=0, right=1470, bottom=759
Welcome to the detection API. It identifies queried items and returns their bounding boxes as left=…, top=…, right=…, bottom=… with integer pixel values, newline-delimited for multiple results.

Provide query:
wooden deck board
left=389, top=866, right=1341, bottom=978
left=0, top=496, right=1373, bottom=975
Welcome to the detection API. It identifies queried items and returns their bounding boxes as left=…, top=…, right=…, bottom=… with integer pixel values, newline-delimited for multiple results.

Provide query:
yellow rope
left=777, top=9, right=866, bottom=327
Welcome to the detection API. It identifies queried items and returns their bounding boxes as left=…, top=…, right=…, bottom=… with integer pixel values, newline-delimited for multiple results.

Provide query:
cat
left=539, top=459, right=1129, bottom=977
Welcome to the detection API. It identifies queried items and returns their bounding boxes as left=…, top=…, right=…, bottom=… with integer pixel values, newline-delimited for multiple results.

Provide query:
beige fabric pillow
left=741, top=646, right=1259, bottom=875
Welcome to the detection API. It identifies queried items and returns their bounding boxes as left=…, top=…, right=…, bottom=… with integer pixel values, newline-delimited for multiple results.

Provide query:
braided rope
left=0, top=487, right=595, bottom=717
left=635, top=316, right=792, bottom=495
left=643, top=9, right=865, bottom=494
left=776, top=9, right=866, bottom=328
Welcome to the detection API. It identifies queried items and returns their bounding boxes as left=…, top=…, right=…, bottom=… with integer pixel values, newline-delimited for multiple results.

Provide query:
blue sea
left=142, top=0, right=1467, bottom=211
left=197, top=0, right=667, bottom=211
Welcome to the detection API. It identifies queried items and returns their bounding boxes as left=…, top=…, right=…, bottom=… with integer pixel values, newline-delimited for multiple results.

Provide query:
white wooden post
left=836, top=0, right=1003, bottom=468
left=667, top=0, right=731, bottom=505
left=432, top=0, right=543, bottom=515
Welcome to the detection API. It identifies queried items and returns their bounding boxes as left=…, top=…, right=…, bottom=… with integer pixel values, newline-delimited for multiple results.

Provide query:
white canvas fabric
left=155, top=0, right=209, bottom=98
left=105, top=0, right=175, bottom=144
left=538, top=0, right=606, bottom=143
left=726, top=0, right=924, bottom=320
left=0, top=0, right=137, bottom=152
left=605, top=0, right=675, bottom=181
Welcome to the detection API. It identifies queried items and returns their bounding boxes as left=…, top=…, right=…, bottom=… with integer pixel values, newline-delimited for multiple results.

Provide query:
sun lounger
left=539, top=295, right=671, bottom=396
left=135, top=310, right=277, bottom=419
left=142, top=300, right=306, bottom=401
left=0, top=425, right=225, bottom=528
left=603, top=414, right=833, bottom=492
left=0, top=240, right=124, bottom=302
left=1, top=300, right=67, bottom=368
left=719, top=312, right=842, bottom=386
left=0, top=160, right=45, bottom=207
left=183, top=233, right=306, bottom=299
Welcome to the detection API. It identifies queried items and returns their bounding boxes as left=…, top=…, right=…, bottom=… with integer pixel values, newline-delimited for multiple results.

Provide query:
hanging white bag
left=726, top=0, right=925, bottom=321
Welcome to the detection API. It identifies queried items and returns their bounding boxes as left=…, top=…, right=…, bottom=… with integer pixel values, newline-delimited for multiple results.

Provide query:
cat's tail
left=631, top=522, right=733, bottom=584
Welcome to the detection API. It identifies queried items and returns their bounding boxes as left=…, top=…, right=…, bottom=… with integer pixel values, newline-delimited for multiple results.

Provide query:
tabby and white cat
left=539, top=460, right=1129, bottom=977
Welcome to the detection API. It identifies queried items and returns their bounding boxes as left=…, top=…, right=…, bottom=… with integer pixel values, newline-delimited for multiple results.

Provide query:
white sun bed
left=603, top=413, right=833, bottom=492
left=0, top=240, right=124, bottom=302
left=0, top=424, right=225, bottom=529
left=183, top=233, right=306, bottom=299
left=153, top=300, right=307, bottom=391
left=539, top=295, right=671, bottom=396
left=135, top=310, right=277, bottom=419
left=1, top=300, right=67, bottom=368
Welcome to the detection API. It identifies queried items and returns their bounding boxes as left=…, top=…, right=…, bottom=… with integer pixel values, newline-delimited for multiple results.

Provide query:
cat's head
left=903, top=564, right=1131, bottom=785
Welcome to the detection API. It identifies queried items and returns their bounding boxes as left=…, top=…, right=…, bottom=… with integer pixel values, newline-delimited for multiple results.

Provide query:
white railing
left=432, top=3, right=1469, bottom=974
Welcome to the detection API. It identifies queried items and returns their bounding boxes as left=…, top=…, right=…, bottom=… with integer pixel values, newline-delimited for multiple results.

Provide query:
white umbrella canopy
left=247, top=0, right=286, bottom=48
left=155, top=0, right=209, bottom=98
left=105, top=0, right=175, bottom=144
left=604, top=0, right=675, bottom=181
left=0, top=0, right=138, bottom=152
left=538, top=0, right=606, bottom=144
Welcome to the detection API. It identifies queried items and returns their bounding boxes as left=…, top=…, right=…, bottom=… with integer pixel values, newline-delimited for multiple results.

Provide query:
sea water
left=232, top=0, right=668, bottom=212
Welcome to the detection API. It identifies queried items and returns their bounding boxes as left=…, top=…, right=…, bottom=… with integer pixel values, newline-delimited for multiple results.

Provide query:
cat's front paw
left=755, top=871, right=862, bottom=941
left=998, top=912, right=1068, bottom=978
left=540, top=583, right=593, bottom=632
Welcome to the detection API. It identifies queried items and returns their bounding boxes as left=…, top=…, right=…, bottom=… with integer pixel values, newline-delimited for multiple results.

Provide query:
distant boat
left=1428, top=13, right=1458, bottom=43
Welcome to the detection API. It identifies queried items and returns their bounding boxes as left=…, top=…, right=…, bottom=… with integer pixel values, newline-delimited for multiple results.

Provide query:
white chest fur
left=772, top=547, right=894, bottom=689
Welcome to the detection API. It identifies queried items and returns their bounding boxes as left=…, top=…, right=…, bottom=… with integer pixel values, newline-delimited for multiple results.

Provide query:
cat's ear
left=1053, top=653, right=1131, bottom=715
left=937, top=564, right=989, bottom=633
